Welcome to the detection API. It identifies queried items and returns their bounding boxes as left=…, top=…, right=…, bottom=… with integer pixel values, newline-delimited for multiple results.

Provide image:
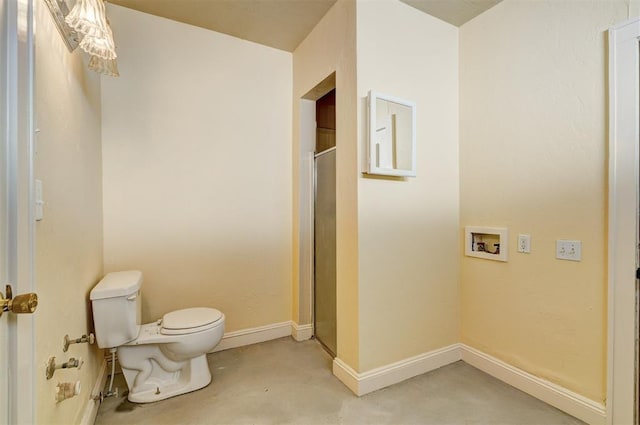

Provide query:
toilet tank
left=90, top=270, right=143, bottom=348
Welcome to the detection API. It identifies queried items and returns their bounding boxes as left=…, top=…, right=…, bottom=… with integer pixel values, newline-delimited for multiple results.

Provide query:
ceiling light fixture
left=65, top=0, right=119, bottom=76
left=88, top=55, right=119, bottom=78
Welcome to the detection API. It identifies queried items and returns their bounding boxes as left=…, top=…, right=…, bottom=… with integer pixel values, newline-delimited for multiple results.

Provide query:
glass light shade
left=80, top=24, right=117, bottom=60
left=65, top=0, right=103, bottom=35
left=65, top=0, right=117, bottom=60
left=88, top=55, right=119, bottom=77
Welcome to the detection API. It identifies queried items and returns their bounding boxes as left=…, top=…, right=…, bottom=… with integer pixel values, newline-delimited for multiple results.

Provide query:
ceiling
left=108, top=0, right=501, bottom=52
left=400, top=0, right=501, bottom=27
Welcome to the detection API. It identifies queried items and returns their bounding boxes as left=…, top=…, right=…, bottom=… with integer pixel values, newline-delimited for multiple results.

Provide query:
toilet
left=90, top=270, right=225, bottom=403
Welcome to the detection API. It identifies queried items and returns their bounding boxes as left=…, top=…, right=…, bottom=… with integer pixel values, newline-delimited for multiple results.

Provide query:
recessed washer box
left=465, top=226, right=509, bottom=262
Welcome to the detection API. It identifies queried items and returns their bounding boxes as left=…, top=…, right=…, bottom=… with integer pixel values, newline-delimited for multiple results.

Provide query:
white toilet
left=90, top=270, right=225, bottom=403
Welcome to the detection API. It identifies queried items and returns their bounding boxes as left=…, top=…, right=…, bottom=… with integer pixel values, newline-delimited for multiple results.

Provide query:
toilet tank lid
left=90, top=271, right=143, bottom=300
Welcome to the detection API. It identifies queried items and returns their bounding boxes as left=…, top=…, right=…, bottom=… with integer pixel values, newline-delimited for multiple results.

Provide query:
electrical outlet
left=556, top=240, right=581, bottom=261
left=517, top=234, right=531, bottom=253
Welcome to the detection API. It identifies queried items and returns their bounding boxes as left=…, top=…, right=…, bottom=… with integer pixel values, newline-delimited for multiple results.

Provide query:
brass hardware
left=56, top=381, right=81, bottom=403
left=63, top=333, right=95, bottom=352
left=0, top=284, right=38, bottom=317
left=46, top=356, right=84, bottom=380
left=46, top=357, right=56, bottom=380
left=9, top=293, right=38, bottom=313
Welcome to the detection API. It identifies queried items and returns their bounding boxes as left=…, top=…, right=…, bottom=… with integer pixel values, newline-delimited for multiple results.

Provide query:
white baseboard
left=333, top=344, right=462, bottom=396
left=79, top=358, right=108, bottom=425
left=212, top=321, right=292, bottom=352
left=332, top=343, right=604, bottom=425
left=291, top=322, right=313, bottom=341
left=460, top=344, right=606, bottom=425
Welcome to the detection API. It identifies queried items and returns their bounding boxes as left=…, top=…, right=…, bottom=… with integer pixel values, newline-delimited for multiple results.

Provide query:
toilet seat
left=161, top=307, right=223, bottom=335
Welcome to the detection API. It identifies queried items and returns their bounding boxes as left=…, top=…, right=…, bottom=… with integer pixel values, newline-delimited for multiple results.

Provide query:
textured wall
left=34, top=2, right=104, bottom=422
left=292, top=0, right=359, bottom=367
left=356, top=0, right=460, bottom=371
left=102, top=5, right=293, bottom=331
left=460, top=0, right=631, bottom=402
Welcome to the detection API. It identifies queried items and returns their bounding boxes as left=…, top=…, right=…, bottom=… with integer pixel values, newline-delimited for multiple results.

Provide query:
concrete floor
left=95, top=337, right=585, bottom=425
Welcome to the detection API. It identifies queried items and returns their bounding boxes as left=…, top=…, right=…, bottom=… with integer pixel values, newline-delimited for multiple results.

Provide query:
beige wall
left=34, top=3, right=104, bottom=423
left=460, top=0, right=632, bottom=402
left=33, top=0, right=632, bottom=418
left=102, top=5, right=293, bottom=331
left=292, top=0, right=359, bottom=368
left=294, top=0, right=459, bottom=373
left=356, top=0, right=459, bottom=371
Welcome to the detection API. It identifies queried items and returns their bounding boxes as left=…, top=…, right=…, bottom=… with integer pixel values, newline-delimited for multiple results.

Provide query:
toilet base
left=119, top=349, right=212, bottom=403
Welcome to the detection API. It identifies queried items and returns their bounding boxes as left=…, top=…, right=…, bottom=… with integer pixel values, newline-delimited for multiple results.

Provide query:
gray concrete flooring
left=94, top=337, right=585, bottom=425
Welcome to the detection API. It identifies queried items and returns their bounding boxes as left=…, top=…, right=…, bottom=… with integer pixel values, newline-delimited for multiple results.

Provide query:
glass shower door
left=314, top=147, right=336, bottom=356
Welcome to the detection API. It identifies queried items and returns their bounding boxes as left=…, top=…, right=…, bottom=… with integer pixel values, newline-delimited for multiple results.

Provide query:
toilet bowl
left=117, top=307, right=225, bottom=402
left=90, top=271, right=226, bottom=403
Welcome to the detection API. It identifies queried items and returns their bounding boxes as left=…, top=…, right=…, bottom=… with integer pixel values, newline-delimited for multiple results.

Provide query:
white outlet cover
left=556, top=239, right=581, bottom=261
left=517, top=234, right=531, bottom=253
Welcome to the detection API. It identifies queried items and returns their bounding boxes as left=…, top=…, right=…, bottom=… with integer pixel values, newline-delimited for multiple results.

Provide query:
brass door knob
left=0, top=285, right=38, bottom=317
left=9, top=293, right=38, bottom=314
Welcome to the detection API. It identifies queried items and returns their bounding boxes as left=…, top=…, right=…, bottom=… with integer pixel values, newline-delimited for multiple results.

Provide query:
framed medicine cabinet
left=367, top=91, right=416, bottom=177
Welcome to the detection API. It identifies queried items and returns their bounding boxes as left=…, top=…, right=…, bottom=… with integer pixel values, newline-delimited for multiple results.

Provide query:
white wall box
left=366, top=91, right=416, bottom=177
left=464, top=226, right=509, bottom=262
